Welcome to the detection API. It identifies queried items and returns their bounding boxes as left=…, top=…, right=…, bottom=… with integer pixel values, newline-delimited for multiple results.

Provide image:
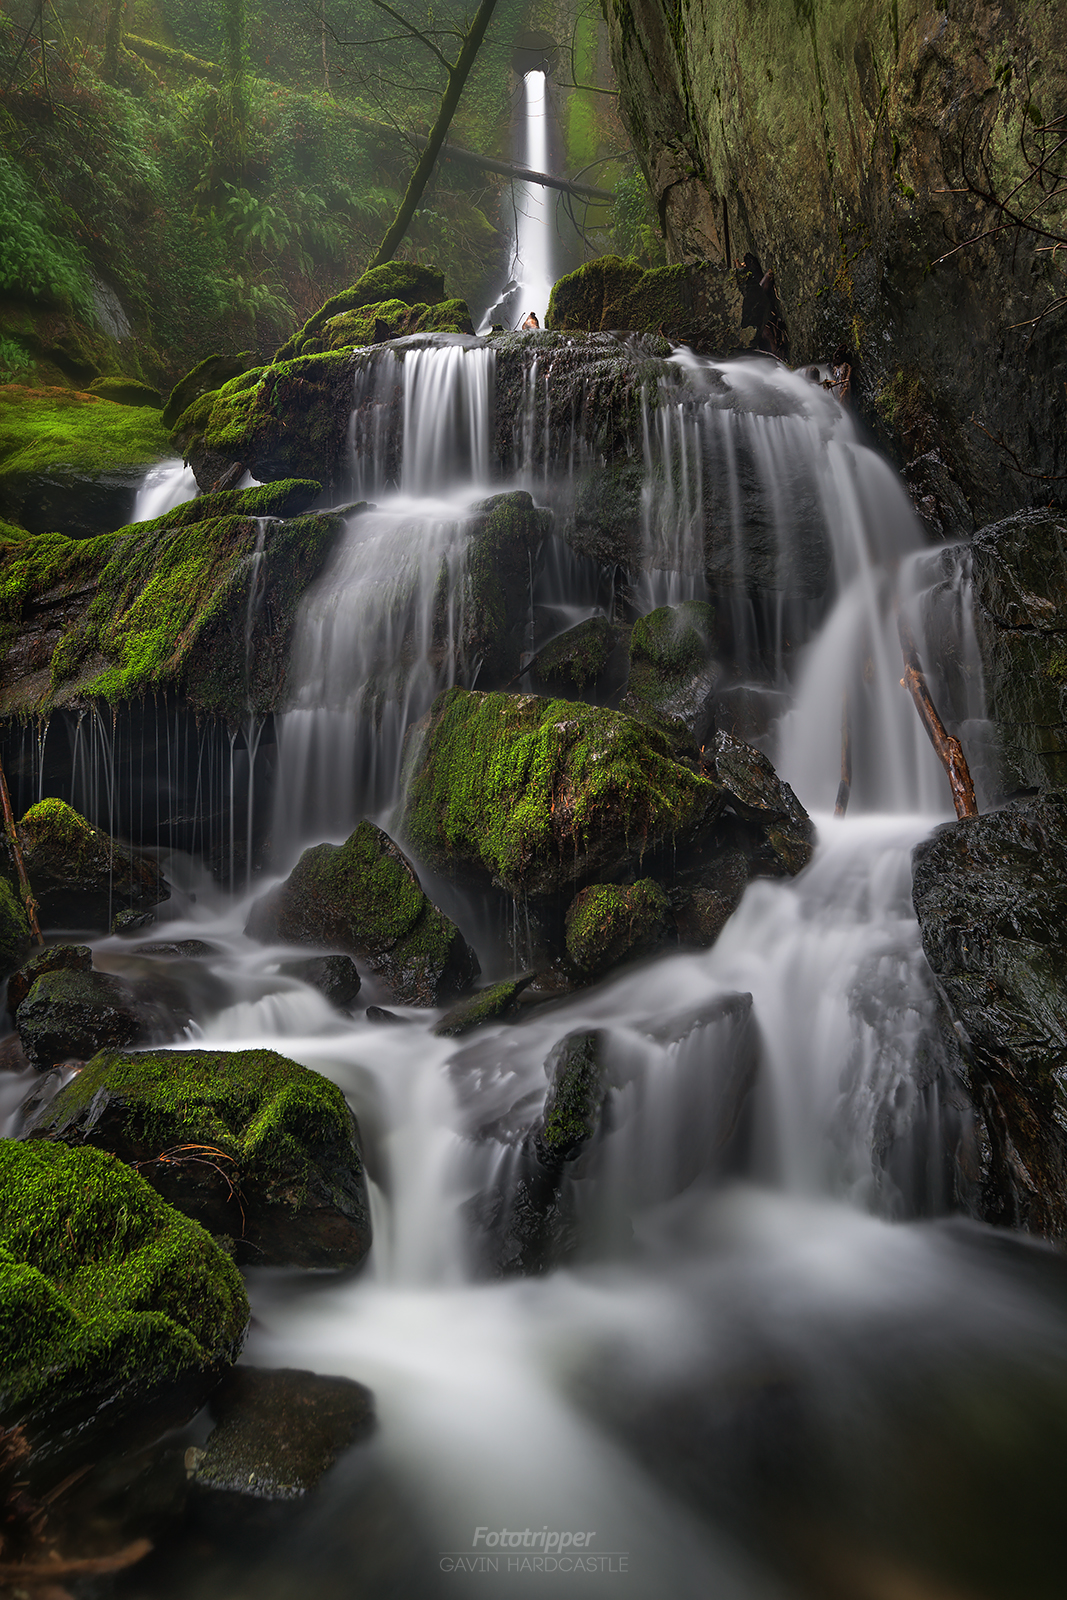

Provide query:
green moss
left=0, top=1139, right=247, bottom=1415
left=19, top=798, right=103, bottom=869
left=433, top=976, right=529, bottom=1037
left=33, top=1047, right=355, bottom=1201
left=631, top=601, right=715, bottom=681
left=401, top=687, right=721, bottom=896
left=535, top=618, right=618, bottom=695
left=1046, top=652, right=1067, bottom=686
left=273, top=262, right=448, bottom=361
left=199, top=350, right=351, bottom=475
left=0, top=525, right=111, bottom=663
left=88, top=376, right=163, bottom=408
left=564, top=878, right=669, bottom=974
left=0, top=384, right=170, bottom=480
left=546, top=256, right=644, bottom=332
left=161, top=351, right=256, bottom=430
left=0, top=876, right=31, bottom=980
left=538, top=1031, right=606, bottom=1163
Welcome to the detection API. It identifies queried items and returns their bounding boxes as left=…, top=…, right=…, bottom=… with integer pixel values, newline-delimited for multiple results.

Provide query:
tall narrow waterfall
left=513, top=70, right=554, bottom=326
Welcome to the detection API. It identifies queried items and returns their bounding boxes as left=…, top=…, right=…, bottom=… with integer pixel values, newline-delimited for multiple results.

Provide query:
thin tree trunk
left=321, top=0, right=330, bottom=92
left=103, top=0, right=125, bottom=82
left=898, top=614, right=979, bottom=820
left=368, top=0, right=500, bottom=270
left=0, top=759, right=43, bottom=946
left=223, top=0, right=247, bottom=130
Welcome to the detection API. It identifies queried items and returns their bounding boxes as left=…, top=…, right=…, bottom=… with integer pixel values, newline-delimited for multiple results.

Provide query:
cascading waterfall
left=16, top=335, right=1065, bottom=1600
left=479, top=70, right=555, bottom=331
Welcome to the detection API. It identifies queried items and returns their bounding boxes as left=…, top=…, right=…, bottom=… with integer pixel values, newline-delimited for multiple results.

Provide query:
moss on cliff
left=273, top=262, right=448, bottom=362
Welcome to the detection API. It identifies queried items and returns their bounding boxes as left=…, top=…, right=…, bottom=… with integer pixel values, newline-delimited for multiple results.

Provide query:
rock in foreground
left=27, top=1048, right=372, bottom=1270
left=0, top=1140, right=247, bottom=1429
left=18, top=798, right=168, bottom=930
left=246, top=819, right=477, bottom=1007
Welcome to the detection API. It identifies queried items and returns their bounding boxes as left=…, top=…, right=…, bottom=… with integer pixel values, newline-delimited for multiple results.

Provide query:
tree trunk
left=368, top=0, right=500, bottom=270
left=103, top=0, right=125, bottom=82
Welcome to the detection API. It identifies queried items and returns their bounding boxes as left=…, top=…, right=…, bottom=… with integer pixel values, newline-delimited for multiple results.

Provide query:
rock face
left=0, top=1139, right=248, bottom=1428
left=245, top=820, right=478, bottom=1007
left=911, top=795, right=1067, bottom=1243
left=601, top=0, right=1067, bottom=523
left=17, top=799, right=167, bottom=930
left=189, top=1367, right=375, bottom=1500
left=461, top=493, right=551, bottom=686
left=547, top=256, right=751, bottom=352
left=28, top=1047, right=372, bottom=1270
left=970, top=512, right=1067, bottom=793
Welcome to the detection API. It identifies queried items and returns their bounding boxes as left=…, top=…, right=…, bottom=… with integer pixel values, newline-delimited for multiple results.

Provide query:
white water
left=132, top=457, right=197, bottom=521
left=479, top=70, right=555, bottom=331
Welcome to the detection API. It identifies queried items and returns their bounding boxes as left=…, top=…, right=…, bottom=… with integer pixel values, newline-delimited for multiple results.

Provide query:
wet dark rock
left=672, top=847, right=751, bottom=948
left=970, top=511, right=1067, bottom=793
left=710, top=731, right=815, bottom=877
left=564, top=880, right=671, bottom=977
left=15, top=967, right=166, bottom=1071
left=622, top=602, right=720, bottom=754
left=546, top=256, right=749, bottom=354
left=912, top=794, right=1067, bottom=1243
left=17, top=799, right=168, bottom=931
left=0, top=1140, right=248, bottom=1436
left=903, top=450, right=975, bottom=542
left=112, top=907, right=156, bottom=934
left=0, top=877, right=32, bottom=982
left=279, top=955, right=362, bottom=1009
left=10, top=464, right=149, bottom=540
left=135, top=940, right=221, bottom=959
left=534, top=1029, right=611, bottom=1168
left=530, top=615, right=624, bottom=702
left=0, top=1032, right=28, bottom=1072
left=365, top=1005, right=405, bottom=1025
left=433, top=975, right=534, bottom=1038
left=245, top=820, right=477, bottom=1008
left=26, top=1046, right=372, bottom=1270
left=190, top=1367, right=374, bottom=1500
left=6, top=942, right=92, bottom=1017
left=460, top=492, right=551, bottom=685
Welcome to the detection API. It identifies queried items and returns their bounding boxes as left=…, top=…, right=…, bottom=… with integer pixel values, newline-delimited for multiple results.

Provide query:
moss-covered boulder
left=16, top=799, right=167, bottom=930
left=245, top=819, right=478, bottom=1007
left=971, top=511, right=1067, bottom=793
left=622, top=602, right=719, bottom=753
left=274, top=262, right=448, bottom=362
left=316, top=297, right=475, bottom=354
left=912, top=794, right=1067, bottom=1245
left=0, top=496, right=346, bottom=716
left=547, top=256, right=750, bottom=352
left=88, top=376, right=163, bottom=409
left=0, top=384, right=171, bottom=537
left=5, top=942, right=91, bottom=1016
left=0, top=877, right=31, bottom=982
left=161, top=351, right=256, bottom=431
left=531, top=616, right=623, bottom=702
left=15, top=967, right=162, bottom=1071
left=400, top=686, right=723, bottom=900
left=0, top=1139, right=248, bottom=1428
left=28, top=1047, right=372, bottom=1270
left=564, top=879, right=670, bottom=977
left=433, top=975, right=534, bottom=1038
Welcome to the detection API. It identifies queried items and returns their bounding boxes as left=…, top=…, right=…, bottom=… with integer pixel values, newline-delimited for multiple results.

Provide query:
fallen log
left=897, top=615, right=978, bottom=820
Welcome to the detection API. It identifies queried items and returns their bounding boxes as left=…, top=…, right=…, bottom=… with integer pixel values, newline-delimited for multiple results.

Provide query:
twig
left=971, top=415, right=1067, bottom=481
left=0, top=1538, right=151, bottom=1579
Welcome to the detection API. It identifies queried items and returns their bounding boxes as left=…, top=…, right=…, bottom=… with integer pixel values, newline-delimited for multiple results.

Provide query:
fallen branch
left=897, top=616, right=978, bottom=820
left=0, top=757, right=43, bottom=945
left=0, top=1537, right=152, bottom=1579
left=971, top=414, right=1067, bottom=481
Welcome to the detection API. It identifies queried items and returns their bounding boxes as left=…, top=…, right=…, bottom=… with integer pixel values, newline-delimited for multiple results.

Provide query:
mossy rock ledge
left=546, top=255, right=750, bottom=353
left=27, top=1047, right=372, bottom=1270
left=245, top=819, right=478, bottom=1007
left=17, top=799, right=168, bottom=930
left=0, top=1139, right=248, bottom=1432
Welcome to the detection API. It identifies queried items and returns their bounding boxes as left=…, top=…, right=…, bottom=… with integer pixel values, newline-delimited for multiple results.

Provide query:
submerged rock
left=190, top=1366, right=374, bottom=1500
left=400, top=687, right=723, bottom=900
left=622, top=602, right=719, bottom=754
left=564, top=879, right=670, bottom=977
left=27, top=1046, right=372, bottom=1270
left=912, top=794, right=1067, bottom=1243
left=246, top=820, right=477, bottom=1007
left=0, top=1139, right=248, bottom=1430
left=17, top=799, right=168, bottom=930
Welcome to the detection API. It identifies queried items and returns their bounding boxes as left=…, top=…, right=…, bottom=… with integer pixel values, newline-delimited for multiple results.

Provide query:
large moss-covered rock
left=316, top=297, right=474, bottom=353
left=0, top=495, right=346, bottom=716
left=0, top=877, right=31, bottom=981
left=187, top=351, right=353, bottom=490
left=245, top=819, right=477, bottom=1007
left=0, top=1139, right=248, bottom=1426
left=911, top=794, right=1067, bottom=1243
left=0, top=384, right=171, bottom=537
left=161, top=351, right=256, bottom=430
left=602, top=0, right=1067, bottom=521
left=399, top=686, right=723, bottom=900
left=17, top=799, right=167, bottom=930
left=5, top=942, right=91, bottom=1015
left=28, top=1047, right=372, bottom=1270
left=88, top=376, right=162, bottom=408
left=273, top=262, right=448, bottom=362
left=970, top=511, right=1067, bottom=793
left=564, top=879, right=670, bottom=976
left=547, top=256, right=750, bottom=352
left=622, top=602, right=719, bottom=753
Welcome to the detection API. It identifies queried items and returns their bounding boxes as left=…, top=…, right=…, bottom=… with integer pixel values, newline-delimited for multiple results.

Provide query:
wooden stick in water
left=834, top=691, right=852, bottom=817
left=0, top=755, right=44, bottom=944
left=897, top=615, right=979, bottom=820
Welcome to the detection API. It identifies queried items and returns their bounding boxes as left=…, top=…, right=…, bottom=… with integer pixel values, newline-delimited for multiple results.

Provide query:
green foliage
left=611, top=170, right=666, bottom=268
left=0, top=384, right=169, bottom=478
left=0, top=152, right=93, bottom=315
left=0, top=338, right=34, bottom=382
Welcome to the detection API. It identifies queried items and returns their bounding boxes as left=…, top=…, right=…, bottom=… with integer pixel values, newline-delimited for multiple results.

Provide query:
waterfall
left=131, top=457, right=197, bottom=522
left=478, top=70, right=555, bottom=331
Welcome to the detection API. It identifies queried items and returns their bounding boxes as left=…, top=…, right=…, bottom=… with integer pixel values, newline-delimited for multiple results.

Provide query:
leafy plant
left=0, top=153, right=93, bottom=316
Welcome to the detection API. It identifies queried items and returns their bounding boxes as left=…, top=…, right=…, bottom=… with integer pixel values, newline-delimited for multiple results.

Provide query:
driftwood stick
left=833, top=691, right=852, bottom=817
left=0, top=1537, right=152, bottom=1579
left=897, top=615, right=978, bottom=820
left=0, top=757, right=43, bottom=944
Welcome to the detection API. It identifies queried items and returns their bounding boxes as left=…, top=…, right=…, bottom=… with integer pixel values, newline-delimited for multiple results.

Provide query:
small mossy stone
left=17, top=799, right=168, bottom=930
left=88, top=376, right=163, bottom=409
left=0, top=1139, right=248, bottom=1425
left=564, top=879, right=670, bottom=976
left=433, top=975, right=534, bottom=1038
left=113, top=908, right=155, bottom=935
left=28, top=1046, right=372, bottom=1270
left=245, top=820, right=478, bottom=1008
left=190, top=1366, right=374, bottom=1499
left=6, top=942, right=91, bottom=1017
left=534, top=1029, right=610, bottom=1167
left=400, top=687, right=723, bottom=900
left=0, top=878, right=31, bottom=983
left=532, top=616, right=621, bottom=699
